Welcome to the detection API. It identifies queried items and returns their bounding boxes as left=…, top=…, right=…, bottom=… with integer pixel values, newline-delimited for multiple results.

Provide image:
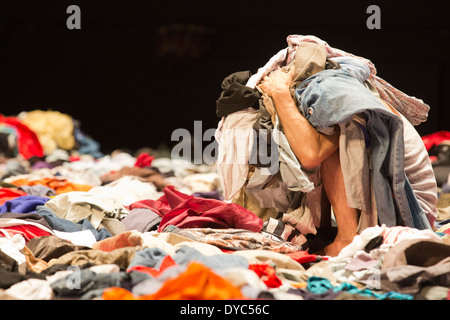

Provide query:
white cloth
left=400, top=112, right=438, bottom=226
left=44, top=191, right=128, bottom=229
left=64, top=151, right=136, bottom=177
left=272, top=118, right=314, bottom=193
left=330, top=224, right=442, bottom=264
left=5, top=279, right=54, bottom=300
left=89, top=175, right=162, bottom=206
left=0, top=234, right=26, bottom=265
left=181, top=172, right=221, bottom=193
left=215, top=108, right=260, bottom=200
left=53, top=229, right=97, bottom=248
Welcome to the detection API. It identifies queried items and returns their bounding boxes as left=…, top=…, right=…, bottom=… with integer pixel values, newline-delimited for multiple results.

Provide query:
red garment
left=421, top=131, right=450, bottom=151
left=287, top=251, right=328, bottom=264
left=0, top=115, right=44, bottom=159
left=69, top=155, right=81, bottom=162
left=0, top=225, right=51, bottom=242
left=134, top=152, right=154, bottom=168
left=128, top=194, right=171, bottom=217
left=0, top=188, right=27, bottom=205
left=248, top=263, right=282, bottom=288
left=128, top=186, right=263, bottom=232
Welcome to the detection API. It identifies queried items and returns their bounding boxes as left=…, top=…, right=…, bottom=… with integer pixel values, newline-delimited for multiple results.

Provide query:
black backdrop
left=1, top=0, right=449, bottom=154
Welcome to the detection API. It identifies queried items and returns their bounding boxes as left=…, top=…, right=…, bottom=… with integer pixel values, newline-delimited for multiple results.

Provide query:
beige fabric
left=215, top=108, right=260, bottom=200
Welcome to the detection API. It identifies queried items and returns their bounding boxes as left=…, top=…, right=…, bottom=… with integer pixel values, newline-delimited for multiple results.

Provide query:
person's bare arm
left=258, top=68, right=339, bottom=169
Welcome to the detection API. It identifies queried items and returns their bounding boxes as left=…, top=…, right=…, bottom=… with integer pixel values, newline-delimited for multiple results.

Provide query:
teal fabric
left=306, top=276, right=413, bottom=300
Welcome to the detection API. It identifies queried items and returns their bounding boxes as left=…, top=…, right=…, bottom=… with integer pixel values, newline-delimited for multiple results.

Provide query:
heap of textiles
left=0, top=33, right=449, bottom=300
left=0, top=115, right=449, bottom=301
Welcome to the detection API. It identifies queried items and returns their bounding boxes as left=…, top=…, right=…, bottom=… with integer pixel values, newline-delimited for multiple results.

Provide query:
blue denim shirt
left=294, top=59, right=431, bottom=229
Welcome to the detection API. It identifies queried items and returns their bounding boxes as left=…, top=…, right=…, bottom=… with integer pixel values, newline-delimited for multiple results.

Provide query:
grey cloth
left=369, top=238, right=450, bottom=294
left=51, top=268, right=129, bottom=297
left=121, top=208, right=161, bottom=233
left=273, top=120, right=315, bottom=193
left=173, top=245, right=249, bottom=270
left=127, top=247, right=168, bottom=270
left=245, top=172, right=291, bottom=213
left=18, top=185, right=56, bottom=197
left=338, top=115, right=377, bottom=232
left=378, top=257, right=450, bottom=294
left=128, top=245, right=249, bottom=272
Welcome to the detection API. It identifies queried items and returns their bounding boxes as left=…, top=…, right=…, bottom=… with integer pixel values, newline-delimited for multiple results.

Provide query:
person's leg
left=319, top=149, right=359, bottom=256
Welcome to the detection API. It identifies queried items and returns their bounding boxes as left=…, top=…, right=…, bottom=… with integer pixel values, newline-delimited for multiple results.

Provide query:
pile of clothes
left=0, top=145, right=448, bottom=301
left=215, top=34, right=438, bottom=241
left=0, top=110, right=104, bottom=161
left=0, top=35, right=449, bottom=300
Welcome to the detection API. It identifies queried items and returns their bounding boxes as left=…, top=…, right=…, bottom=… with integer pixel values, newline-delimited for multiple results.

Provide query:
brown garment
left=379, top=256, right=450, bottom=294
left=382, top=238, right=450, bottom=270
left=378, top=238, right=450, bottom=294
left=46, top=246, right=137, bottom=270
left=291, top=41, right=328, bottom=87
left=288, top=41, right=340, bottom=97
left=22, top=246, right=49, bottom=273
left=26, top=235, right=91, bottom=262
left=101, top=166, right=170, bottom=191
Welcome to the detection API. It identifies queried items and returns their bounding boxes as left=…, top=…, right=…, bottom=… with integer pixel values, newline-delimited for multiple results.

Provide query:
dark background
left=0, top=0, right=449, bottom=154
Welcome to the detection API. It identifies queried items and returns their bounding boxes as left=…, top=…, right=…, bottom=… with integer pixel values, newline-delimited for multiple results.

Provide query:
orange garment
left=291, top=282, right=308, bottom=289
left=9, top=177, right=92, bottom=194
left=0, top=188, right=27, bottom=205
left=103, top=262, right=245, bottom=300
left=102, top=287, right=137, bottom=300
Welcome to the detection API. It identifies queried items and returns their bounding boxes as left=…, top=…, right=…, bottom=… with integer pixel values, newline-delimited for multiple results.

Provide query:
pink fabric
left=345, top=251, right=378, bottom=272
left=380, top=226, right=438, bottom=245
left=128, top=186, right=263, bottom=232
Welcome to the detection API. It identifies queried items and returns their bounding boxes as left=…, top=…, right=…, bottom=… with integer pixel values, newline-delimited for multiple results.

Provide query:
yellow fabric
left=21, top=110, right=75, bottom=154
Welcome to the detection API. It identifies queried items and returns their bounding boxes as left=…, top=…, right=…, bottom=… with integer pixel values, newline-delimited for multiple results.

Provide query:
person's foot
left=320, top=239, right=353, bottom=257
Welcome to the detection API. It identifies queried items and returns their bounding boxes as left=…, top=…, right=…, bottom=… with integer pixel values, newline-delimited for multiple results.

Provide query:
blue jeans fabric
left=294, top=66, right=428, bottom=229
left=36, top=205, right=112, bottom=240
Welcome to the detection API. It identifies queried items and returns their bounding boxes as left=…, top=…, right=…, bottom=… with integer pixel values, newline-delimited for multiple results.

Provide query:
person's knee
left=320, top=149, right=341, bottom=173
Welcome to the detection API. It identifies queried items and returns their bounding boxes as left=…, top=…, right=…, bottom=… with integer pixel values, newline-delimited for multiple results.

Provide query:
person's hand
left=258, top=66, right=295, bottom=97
